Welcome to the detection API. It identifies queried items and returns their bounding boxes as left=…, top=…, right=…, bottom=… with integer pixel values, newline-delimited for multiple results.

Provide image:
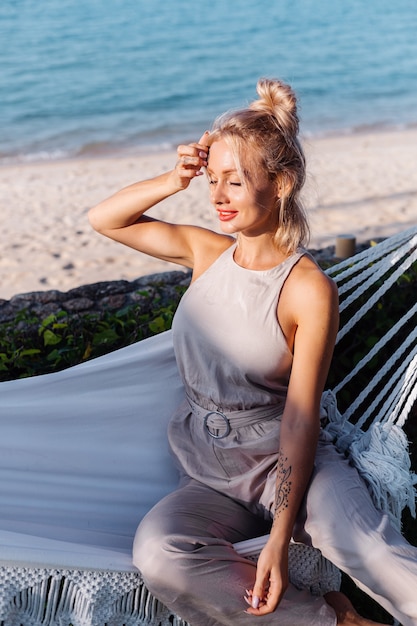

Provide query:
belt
left=187, top=396, right=283, bottom=440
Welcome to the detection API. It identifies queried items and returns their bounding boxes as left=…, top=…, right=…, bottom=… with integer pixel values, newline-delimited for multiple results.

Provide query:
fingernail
left=199, top=151, right=207, bottom=158
left=252, top=596, right=260, bottom=609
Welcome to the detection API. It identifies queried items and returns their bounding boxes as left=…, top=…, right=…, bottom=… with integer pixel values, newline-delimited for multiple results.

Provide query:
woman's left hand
left=244, top=539, right=289, bottom=616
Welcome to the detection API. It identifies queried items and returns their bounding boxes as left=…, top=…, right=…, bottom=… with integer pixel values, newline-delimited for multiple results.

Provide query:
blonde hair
left=209, top=78, right=309, bottom=253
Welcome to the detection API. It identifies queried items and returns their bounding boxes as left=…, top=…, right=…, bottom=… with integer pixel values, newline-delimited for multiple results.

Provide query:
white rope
left=395, top=358, right=417, bottom=429
left=332, top=302, right=417, bottom=397
left=339, top=235, right=417, bottom=299
left=335, top=244, right=417, bottom=341
left=320, top=227, right=417, bottom=531
left=335, top=238, right=414, bottom=302
left=325, top=225, right=417, bottom=282
left=374, top=352, right=417, bottom=429
left=324, top=226, right=417, bottom=343
left=352, top=347, right=416, bottom=429
left=340, top=322, right=417, bottom=426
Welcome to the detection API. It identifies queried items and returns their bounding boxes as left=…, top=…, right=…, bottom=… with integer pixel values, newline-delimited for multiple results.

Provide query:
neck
left=234, top=235, right=289, bottom=270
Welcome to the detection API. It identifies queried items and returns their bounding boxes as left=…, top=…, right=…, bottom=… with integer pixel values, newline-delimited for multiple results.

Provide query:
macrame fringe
left=0, top=568, right=181, bottom=626
left=348, top=422, right=417, bottom=528
left=110, top=582, right=177, bottom=626
left=322, top=391, right=417, bottom=530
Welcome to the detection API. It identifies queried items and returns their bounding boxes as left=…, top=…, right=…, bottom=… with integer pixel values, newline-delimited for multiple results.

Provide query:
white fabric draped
left=0, top=330, right=185, bottom=571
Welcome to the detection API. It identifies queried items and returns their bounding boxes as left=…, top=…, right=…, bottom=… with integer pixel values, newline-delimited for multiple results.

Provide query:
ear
left=276, top=172, right=293, bottom=199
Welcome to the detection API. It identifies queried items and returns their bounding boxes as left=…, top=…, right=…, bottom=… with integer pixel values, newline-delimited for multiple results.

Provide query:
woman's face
left=206, top=139, right=278, bottom=237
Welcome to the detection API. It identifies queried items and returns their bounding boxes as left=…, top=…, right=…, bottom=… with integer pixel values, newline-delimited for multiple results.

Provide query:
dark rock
left=63, top=297, right=96, bottom=312
left=0, top=242, right=369, bottom=329
left=0, top=270, right=192, bottom=326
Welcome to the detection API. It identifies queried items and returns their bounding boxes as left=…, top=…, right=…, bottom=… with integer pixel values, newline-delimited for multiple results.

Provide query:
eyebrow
left=206, top=168, right=239, bottom=175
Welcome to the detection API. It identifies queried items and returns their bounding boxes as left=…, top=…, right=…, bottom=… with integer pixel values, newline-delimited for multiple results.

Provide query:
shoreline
left=1, top=127, right=417, bottom=301
left=2, top=118, right=417, bottom=169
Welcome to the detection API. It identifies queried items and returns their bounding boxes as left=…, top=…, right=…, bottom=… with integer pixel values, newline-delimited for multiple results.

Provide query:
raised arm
left=246, top=259, right=339, bottom=615
left=88, top=135, right=217, bottom=268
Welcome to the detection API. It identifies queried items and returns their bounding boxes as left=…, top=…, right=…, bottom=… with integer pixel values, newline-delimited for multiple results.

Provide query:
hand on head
left=173, top=132, right=212, bottom=190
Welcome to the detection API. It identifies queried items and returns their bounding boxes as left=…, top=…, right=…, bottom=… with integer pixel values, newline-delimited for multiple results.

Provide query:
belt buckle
left=203, top=410, right=231, bottom=439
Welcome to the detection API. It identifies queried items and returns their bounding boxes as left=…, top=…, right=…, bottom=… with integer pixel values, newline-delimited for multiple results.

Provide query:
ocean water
left=1, top=0, right=417, bottom=163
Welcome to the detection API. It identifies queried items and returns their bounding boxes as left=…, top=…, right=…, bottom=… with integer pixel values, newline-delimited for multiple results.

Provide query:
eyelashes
left=208, top=179, right=242, bottom=187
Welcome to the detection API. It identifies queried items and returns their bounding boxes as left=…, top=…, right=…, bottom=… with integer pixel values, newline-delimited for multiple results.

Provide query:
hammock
left=1, top=225, right=416, bottom=626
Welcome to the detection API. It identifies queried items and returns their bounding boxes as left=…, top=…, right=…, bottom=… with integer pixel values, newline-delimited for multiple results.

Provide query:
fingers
left=172, top=132, right=212, bottom=190
left=244, top=588, right=269, bottom=614
left=175, top=137, right=209, bottom=182
left=198, top=130, right=212, bottom=149
left=243, top=565, right=268, bottom=614
left=177, top=139, right=209, bottom=162
left=244, top=575, right=287, bottom=616
left=244, top=586, right=282, bottom=616
left=177, top=151, right=207, bottom=168
left=177, top=131, right=211, bottom=163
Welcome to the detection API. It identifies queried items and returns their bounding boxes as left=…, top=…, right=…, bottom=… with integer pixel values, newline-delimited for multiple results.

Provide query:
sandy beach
left=1, top=127, right=417, bottom=301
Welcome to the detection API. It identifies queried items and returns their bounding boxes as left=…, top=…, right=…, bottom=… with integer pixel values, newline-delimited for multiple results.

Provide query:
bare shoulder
left=191, top=229, right=235, bottom=278
left=284, top=253, right=339, bottom=320
left=188, top=225, right=234, bottom=251
left=293, top=254, right=337, bottom=295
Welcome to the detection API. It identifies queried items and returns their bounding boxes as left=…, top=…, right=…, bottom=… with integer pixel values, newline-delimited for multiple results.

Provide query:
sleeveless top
left=168, top=243, right=306, bottom=511
left=172, top=242, right=304, bottom=412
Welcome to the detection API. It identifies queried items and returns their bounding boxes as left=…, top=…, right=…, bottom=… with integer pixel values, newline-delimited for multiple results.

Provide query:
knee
left=132, top=515, right=193, bottom=595
left=133, top=516, right=170, bottom=586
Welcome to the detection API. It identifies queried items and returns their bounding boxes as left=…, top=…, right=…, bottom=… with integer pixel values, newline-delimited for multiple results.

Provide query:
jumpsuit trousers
left=133, top=430, right=417, bottom=626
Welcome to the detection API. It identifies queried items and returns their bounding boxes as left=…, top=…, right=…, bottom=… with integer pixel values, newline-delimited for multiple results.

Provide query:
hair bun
left=250, top=77, right=299, bottom=139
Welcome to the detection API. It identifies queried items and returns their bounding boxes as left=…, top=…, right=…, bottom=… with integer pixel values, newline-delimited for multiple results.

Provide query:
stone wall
left=0, top=242, right=371, bottom=326
left=0, top=270, right=192, bottom=325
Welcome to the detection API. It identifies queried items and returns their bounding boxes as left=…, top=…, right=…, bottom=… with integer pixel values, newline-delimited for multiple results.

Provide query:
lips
left=217, top=210, right=238, bottom=221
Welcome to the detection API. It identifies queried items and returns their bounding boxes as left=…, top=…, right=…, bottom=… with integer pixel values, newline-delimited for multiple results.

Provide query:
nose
left=210, top=181, right=228, bottom=205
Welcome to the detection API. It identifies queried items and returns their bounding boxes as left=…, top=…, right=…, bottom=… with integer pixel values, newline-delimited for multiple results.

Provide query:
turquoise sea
left=1, top=0, right=417, bottom=163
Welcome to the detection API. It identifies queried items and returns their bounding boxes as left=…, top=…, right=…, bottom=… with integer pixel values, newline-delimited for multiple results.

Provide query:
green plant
left=0, top=285, right=187, bottom=381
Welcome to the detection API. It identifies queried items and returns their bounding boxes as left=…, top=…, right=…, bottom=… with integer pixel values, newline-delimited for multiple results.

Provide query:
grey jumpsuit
left=133, top=244, right=417, bottom=626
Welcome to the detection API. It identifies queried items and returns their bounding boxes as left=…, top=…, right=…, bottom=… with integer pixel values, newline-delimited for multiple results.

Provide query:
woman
left=89, top=78, right=417, bottom=626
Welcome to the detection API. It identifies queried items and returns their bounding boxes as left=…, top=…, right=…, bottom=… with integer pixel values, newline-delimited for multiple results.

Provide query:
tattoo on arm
left=273, top=449, right=292, bottom=524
